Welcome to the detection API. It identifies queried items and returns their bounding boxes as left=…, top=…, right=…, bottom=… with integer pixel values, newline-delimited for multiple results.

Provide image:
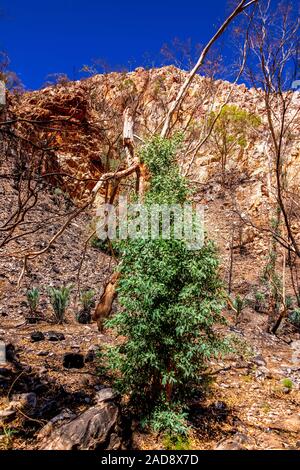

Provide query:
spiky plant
left=48, top=285, right=72, bottom=323
left=289, top=308, right=300, bottom=328
left=26, top=288, right=40, bottom=315
left=232, top=294, right=246, bottom=323
left=77, top=289, right=95, bottom=324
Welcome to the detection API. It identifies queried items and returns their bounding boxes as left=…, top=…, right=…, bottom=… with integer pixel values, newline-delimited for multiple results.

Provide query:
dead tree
left=245, top=0, right=300, bottom=332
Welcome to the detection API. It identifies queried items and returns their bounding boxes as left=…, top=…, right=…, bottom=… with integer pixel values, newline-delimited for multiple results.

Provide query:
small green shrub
left=281, top=378, right=293, bottom=390
left=232, top=294, right=246, bottom=322
left=254, top=291, right=266, bottom=312
left=289, top=308, right=300, bottom=327
left=26, top=287, right=40, bottom=315
left=285, top=295, right=294, bottom=310
left=48, top=285, right=72, bottom=323
left=162, top=433, right=191, bottom=450
left=143, top=404, right=189, bottom=437
left=80, top=289, right=95, bottom=311
left=0, top=426, right=17, bottom=450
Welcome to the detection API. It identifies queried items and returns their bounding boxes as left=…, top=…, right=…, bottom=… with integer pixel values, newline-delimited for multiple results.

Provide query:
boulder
left=37, top=409, right=76, bottom=440
left=31, top=331, right=45, bottom=342
left=46, top=331, right=65, bottom=341
left=39, top=388, right=127, bottom=450
left=271, top=415, right=300, bottom=433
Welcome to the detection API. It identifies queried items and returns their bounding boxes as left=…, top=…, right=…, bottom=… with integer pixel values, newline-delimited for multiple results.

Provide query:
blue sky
left=0, top=1, right=298, bottom=90
left=0, top=0, right=238, bottom=89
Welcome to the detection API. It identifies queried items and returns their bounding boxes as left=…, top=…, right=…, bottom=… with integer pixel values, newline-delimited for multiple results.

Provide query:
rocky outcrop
left=38, top=388, right=129, bottom=450
left=4, top=66, right=300, bottom=253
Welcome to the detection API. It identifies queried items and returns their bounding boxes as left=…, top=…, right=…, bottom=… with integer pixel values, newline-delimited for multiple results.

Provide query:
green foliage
left=79, top=289, right=95, bottom=311
left=289, top=308, right=300, bottom=327
left=281, top=378, right=293, bottom=390
left=105, top=136, right=227, bottom=433
left=285, top=295, right=293, bottom=310
left=48, top=285, right=72, bottom=323
left=140, top=134, right=189, bottom=205
left=143, top=404, right=189, bottom=436
left=0, top=426, right=17, bottom=450
left=210, top=105, right=261, bottom=147
left=209, top=105, right=261, bottom=175
left=52, top=187, right=73, bottom=209
left=254, top=291, right=266, bottom=312
left=232, top=294, right=246, bottom=320
left=77, top=289, right=95, bottom=324
left=26, top=288, right=40, bottom=314
left=162, top=433, right=191, bottom=450
left=255, top=291, right=266, bottom=302
left=261, top=209, right=282, bottom=315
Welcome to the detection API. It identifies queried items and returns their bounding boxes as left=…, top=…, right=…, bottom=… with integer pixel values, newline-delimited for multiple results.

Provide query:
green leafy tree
left=209, top=105, right=261, bottom=181
left=105, top=136, right=227, bottom=433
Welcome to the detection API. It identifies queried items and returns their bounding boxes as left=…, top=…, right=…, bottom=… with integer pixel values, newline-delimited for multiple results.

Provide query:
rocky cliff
left=4, top=66, right=300, bottom=257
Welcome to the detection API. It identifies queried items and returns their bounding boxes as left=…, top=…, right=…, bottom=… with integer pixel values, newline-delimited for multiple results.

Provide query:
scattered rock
left=215, top=432, right=253, bottom=450
left=63, top=353, right=84, bottom=369
left=37, top=350, right=49, bottom=356
left=26, top=317, right=39, bottom=324
left=255, top=366, right=272, bottom=380
left=0, top=378, right=9, bottom=388
left=5, top=343, right=19, bottom=364
left=37, top=367, right=48, bottom=376
left=213, top=401, right=228, bottom=412
left=0, top=367, right=11, bottom=377
left=252, top=354, right=267, bottom=367
left=79, top=374, right=90, bottom=387
left=46, top=331, right=65, bottom=342
left=31, top=331, right=45, bottom=342
left=95, top=388, right=119, bottom=404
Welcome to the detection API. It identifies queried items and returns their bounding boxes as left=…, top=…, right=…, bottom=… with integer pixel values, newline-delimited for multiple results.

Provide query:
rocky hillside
left=1, top=67, right=300, bottom=450
left=5, top=66, right=300, bottom=236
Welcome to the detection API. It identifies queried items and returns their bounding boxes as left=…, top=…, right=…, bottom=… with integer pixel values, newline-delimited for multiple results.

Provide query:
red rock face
left=5, top=66, right=300, bottom=224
